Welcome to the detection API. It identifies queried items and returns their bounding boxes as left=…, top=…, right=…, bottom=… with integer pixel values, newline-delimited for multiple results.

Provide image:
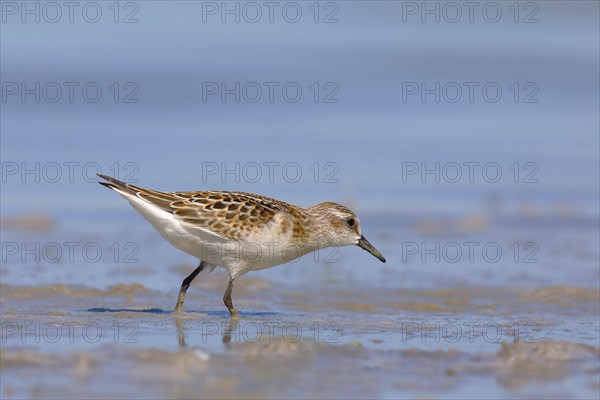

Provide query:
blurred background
left=1, top=1, right=599, bottom=399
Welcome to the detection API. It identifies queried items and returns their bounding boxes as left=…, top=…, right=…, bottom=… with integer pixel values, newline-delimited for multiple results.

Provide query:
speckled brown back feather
left=97, top=174, right=307, bottom=241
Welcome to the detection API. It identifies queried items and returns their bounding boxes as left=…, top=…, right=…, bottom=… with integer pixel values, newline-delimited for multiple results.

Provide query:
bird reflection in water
left=175, top=315, right=239, bottom=347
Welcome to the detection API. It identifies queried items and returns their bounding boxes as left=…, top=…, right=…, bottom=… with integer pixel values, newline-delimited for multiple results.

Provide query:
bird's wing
left=171, top=190, right=296, bottom=241
left=97, top=174, right=299, bottom=241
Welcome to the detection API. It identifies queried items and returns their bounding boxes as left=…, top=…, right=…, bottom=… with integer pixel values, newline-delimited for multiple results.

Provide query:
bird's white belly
left=209, top=224, right=307, bottom=277
left=165, top=228, right=306, bottom=278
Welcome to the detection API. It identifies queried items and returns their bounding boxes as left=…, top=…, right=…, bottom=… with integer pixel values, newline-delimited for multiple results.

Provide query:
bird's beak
left=357, top=235, right=386, bottom=263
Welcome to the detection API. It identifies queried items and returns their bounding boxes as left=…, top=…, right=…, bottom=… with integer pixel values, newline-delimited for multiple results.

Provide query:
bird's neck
left=303, top=208, right=336, bottom=251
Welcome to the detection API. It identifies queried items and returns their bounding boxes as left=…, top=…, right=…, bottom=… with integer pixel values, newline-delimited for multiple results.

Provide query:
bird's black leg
left=175, top=261, right=205, bottom=313
left=223, top=277, right=239, bottom=318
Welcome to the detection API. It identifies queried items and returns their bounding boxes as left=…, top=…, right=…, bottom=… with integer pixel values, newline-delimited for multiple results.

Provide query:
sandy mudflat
left=1, top=276, right=599, bottom=399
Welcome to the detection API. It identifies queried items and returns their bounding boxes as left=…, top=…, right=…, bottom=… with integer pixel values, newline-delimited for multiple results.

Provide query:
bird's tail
left=97, top=174, right=142, bottom=196
left=97, top=174, right=180, bottom=214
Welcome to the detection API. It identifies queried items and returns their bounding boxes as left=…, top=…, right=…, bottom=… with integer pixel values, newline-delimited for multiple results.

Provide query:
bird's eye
left=347, top=218, right=355, bottom=227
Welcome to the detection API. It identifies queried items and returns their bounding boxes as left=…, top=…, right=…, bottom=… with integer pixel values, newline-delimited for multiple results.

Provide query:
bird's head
left=308, top=202, right=386, bottom=263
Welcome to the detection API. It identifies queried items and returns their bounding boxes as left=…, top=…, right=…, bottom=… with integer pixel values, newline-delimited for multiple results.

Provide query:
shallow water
left=1, top=213, right=599, bottom=399
left=2, top=282, right=599, bottom=399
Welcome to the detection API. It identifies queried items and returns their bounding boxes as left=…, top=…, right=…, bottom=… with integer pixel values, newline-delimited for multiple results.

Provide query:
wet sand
left=1, top=275, right=599, bottom=399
